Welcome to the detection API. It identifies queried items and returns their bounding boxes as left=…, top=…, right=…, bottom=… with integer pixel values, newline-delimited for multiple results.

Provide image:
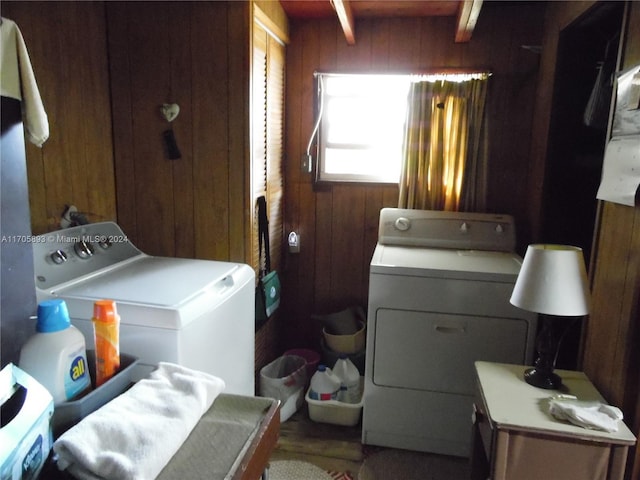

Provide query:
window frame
left=313, top=73, right=411, bottom=185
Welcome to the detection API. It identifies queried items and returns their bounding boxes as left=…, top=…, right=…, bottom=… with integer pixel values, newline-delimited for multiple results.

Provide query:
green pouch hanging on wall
left=258, top=270, right=281, bottom=318
left=255, top=196, right=281, bottom=330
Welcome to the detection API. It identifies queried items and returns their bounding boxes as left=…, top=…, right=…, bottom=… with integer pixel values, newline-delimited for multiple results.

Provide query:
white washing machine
left=362, top=208, right=537, bottom=457
left=32, top=222, right=255, bottom=395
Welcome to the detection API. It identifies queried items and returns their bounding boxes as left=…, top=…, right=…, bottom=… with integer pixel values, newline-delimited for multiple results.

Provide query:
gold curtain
left=398, top=76, right=489, bottom=211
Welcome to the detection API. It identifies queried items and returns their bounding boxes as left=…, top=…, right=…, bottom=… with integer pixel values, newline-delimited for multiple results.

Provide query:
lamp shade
left=510, top=244, right=590, bottom=316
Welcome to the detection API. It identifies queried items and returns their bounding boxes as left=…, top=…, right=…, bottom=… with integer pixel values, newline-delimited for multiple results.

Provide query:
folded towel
left=0, top=17, right=49, bottom=147
left=53, top=363, right=225, bottom=480
left=548, top=396, right=623, bottom=433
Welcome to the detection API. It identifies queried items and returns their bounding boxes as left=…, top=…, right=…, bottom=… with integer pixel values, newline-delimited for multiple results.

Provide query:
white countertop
left=475, top=361, right=636, bottom=445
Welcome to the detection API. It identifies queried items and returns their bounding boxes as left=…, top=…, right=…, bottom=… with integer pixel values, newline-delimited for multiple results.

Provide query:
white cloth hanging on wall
left=596, top=66, right=640, bottom=206
left=0, top=17, right=49, bottom=147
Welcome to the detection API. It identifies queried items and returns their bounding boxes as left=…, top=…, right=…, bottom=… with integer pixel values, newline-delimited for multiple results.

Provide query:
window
left=253, top=17, right=285, bottom=275
left=315, top=73, right=411, bottom=184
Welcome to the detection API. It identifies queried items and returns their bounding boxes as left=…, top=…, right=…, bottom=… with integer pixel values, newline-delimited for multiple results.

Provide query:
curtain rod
left=313, top=68, right=493, bottom=77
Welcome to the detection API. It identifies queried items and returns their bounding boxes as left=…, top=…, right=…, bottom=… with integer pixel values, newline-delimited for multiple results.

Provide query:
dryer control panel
left=378, top=208, right=516, bottom=252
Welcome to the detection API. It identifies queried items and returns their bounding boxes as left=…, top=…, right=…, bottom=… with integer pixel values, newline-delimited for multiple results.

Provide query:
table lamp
left=510, top=244, right=591, bottom=389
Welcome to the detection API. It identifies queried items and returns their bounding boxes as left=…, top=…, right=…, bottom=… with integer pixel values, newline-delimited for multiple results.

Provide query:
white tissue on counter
left=548, top=395, right=623, bottom=433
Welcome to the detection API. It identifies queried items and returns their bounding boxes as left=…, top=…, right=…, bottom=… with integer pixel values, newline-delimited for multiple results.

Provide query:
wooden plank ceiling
left=280, top=0, right=483, bottom=44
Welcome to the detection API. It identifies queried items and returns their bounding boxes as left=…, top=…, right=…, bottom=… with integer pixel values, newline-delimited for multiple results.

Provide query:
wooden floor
left=269, top=405, right=472, bottom=480
left=270, top=405, right=364, bottom=477
left=271, top=405, right=470, bottom=480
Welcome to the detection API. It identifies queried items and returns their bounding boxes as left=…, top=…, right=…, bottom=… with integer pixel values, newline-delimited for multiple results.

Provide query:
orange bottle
left=92, top=299, right=120, bottom=387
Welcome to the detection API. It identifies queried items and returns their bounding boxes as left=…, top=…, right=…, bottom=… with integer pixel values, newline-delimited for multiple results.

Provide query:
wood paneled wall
left=531, top=2, right=640, bottom=478
left=107, top=1, right=251, bottom=262
left=3, top=1, right=254, bottom=263
left=282, top=4, right=546, bottom=349
left=583, top=1, right=640, bottom=403
left=3, top=0, right=287, bottom=384
left=583, top=4, right=640, bottom=478
left=2, top=2, right=116, bottom=234
left=6, top=6, right=638, bottom=469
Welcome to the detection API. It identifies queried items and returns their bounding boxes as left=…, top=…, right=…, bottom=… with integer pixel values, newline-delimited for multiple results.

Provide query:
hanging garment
left=0, top=17, right=49, bottom=147
left=583, top=38, right=617, bottom=130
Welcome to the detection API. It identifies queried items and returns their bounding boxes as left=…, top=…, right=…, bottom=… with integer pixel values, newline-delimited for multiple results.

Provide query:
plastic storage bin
left=305, top=377, right=364, bottom=426
left=52, top=350, right=138, bottom=436
left=322, top=321, right=366, bottom=354
left=284, top=348, right=321, bottom=382
left=259, top=355, right=307, bottom=422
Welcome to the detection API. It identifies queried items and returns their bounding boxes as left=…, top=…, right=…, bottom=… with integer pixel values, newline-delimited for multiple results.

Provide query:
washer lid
left=52, top=256, right=245, bottom=308
left=370, top=244, right=523, bottom=280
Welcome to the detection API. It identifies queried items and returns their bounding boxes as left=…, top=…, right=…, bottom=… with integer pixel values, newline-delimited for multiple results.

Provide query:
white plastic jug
left=309, top=364, right=340, bottom=401
left=333, top=355, right=361, bottom=403
left=19, top=299, right=91, bottom=403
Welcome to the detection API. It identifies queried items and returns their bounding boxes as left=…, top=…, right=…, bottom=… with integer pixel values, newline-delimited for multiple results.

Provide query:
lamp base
left=524, top=367, right=562, bottom=390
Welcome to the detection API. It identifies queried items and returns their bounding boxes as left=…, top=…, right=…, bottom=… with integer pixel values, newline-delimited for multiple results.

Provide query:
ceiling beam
left=455, top=0, right=483, bottom=43
left=332, top=0, right=356, bottom=45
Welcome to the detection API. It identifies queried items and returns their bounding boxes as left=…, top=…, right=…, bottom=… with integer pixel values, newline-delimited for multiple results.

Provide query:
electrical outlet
left=288, top=231, right=300, bottom=253
left=301, top=154, right=312, bottom=173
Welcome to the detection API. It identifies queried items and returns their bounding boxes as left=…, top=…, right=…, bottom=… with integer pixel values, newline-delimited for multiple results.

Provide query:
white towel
left=53, top=363, right=225, bottom=480
left=548, top=396, right=623, bottom=433
left=0, top=17, right=49, bottom=147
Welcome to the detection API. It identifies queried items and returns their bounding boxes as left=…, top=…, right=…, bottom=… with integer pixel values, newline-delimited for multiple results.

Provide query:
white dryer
left=362, top=208, right=537, bottom=457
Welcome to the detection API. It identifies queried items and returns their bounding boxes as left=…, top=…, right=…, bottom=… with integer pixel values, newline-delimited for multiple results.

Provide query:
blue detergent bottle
left=19, top=299, right=91, bottom=403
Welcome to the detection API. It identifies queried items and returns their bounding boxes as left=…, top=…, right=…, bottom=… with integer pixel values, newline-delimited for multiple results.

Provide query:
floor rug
left=327, top=470, right=354, bottom=480
left=358, top=449, right=470, bottom=480
left=269, top=460, right=336, bottom=480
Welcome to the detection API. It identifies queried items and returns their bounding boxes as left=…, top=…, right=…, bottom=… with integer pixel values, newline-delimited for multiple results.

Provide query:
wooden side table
left=471, top=362, right=636, bottom=480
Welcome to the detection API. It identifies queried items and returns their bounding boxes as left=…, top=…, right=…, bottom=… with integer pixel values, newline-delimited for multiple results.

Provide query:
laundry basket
left=284, top=348, right=321, bottom=383
left=259, top=355, right=307, bottom=422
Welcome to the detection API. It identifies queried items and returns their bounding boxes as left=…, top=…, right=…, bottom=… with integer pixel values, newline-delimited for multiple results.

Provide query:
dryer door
left=372, top=308, right=529, bottom=395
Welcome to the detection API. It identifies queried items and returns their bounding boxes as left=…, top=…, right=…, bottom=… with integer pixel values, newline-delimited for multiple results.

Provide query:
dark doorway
left=541, top=1, right=625, bottom=370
